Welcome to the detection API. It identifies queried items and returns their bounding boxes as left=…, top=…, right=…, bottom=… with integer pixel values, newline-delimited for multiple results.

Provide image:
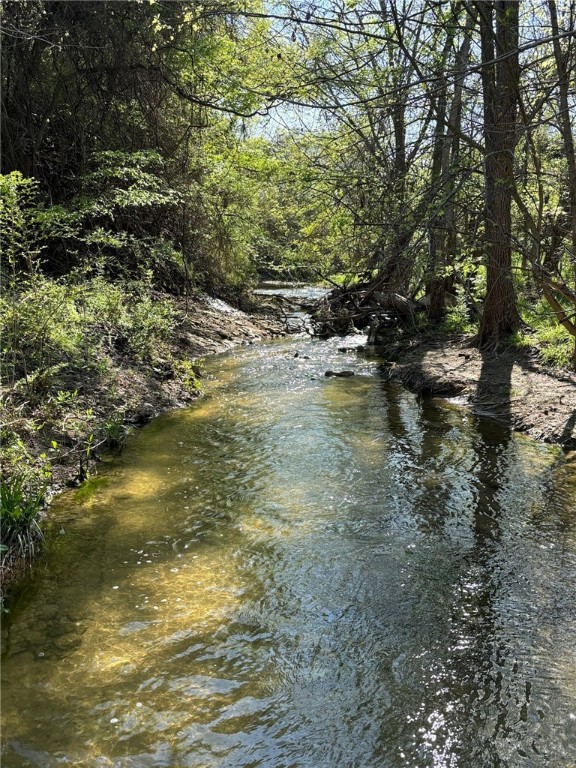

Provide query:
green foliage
left=327, top=273, right=362, bottom=288
left=0, top=172, right=43, bottom=273
left=76, top=151, right=182, bottom=232
left=83, top=276, right=177, bottom=361
left=103, top=414, right=127, bottom=452
left=0, top=436, right=51, bottom=564
left=129, top=293, right=177, bottom=361
left=0, top=272, right=178, bottom=393
left=442, top=304, right=475, bottom=335
left=516, top=298, right=575, bottom=368
left=0, top=277, right=84, bottom=386
left=0, top=474, right=46, bottom=560
left=0, top=436, right=51, bottom=484
left=174, top=360, right=204, bottom=394
left=227, top=136, right=356, bottom=282
left=53, top=152, right=189, bottom=289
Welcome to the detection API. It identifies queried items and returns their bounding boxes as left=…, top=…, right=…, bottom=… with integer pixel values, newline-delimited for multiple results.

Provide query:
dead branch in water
left=310, top=284, right=421, bottom=339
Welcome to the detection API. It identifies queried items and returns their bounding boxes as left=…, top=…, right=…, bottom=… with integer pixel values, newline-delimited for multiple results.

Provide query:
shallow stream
left=2, top=324, right=576, bottom=767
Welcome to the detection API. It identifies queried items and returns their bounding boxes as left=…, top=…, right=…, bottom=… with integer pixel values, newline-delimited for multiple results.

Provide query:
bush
left=1, top=274, right=178, bottom=395
left=0, top=276, right=84, bottom=386
left=77, top=276, right=177, bottom=362
left=0, top=172, right=43, bottom=274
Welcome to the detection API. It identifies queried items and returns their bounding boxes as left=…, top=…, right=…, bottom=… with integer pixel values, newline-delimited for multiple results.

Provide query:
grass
left=174, top=359, right=204, bottom=394
left=0, top=474, right=46, bottom=563
left=103, top=413, right=128, bottom=451
left=516, top=298, right=576, bottom=368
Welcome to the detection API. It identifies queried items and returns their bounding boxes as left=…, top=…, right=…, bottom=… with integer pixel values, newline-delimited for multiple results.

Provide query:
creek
left=2, top=296, right=576, bottom=767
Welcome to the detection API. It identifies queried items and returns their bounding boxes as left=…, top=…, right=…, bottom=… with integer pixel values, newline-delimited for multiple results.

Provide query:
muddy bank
left=0, top=294, right=288, bottom=597
left=107, top=295, right=288, bottom=423
left=53, top=295, right=287, bottom=490
left=377, top=335, right=576, bottom=450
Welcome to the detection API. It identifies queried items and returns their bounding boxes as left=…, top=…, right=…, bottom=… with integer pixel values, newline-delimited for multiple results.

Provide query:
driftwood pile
left=311, top=283, right=422, bottom=341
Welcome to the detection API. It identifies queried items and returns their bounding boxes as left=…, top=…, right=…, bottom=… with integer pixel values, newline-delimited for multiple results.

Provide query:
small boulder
left=324, top=370, right=355, bottom=378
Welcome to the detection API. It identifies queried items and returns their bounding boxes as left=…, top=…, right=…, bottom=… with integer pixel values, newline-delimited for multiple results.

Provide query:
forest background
left=1, top=0, right=575, bottom=583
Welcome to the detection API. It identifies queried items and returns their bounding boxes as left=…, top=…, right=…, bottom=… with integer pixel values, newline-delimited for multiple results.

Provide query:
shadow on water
left=372, top=374, right=576, bottom=766
left=561, top=410, right=576, bottom=447
left=474, top=349, right=514, bottom=427
left=2, top=339, right=576, bottom=768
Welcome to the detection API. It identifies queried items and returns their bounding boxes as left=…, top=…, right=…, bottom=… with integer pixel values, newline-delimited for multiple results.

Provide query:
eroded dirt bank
left=101, top=296, right=287, bottom=423
left=377, top=336, right=576, bottom=450
left=0, top=295, right=287, bottom=596
left=55, top=295, right=288, bottom=489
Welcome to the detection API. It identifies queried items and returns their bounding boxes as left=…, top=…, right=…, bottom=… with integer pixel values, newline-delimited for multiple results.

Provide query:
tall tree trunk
left=376, top=95, right=413, bottom=294
left=476, top=1, right=521, bottom=349
left=426, top=28, right=452, bottom=321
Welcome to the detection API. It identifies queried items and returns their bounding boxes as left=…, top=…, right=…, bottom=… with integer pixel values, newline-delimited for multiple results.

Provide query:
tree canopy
left=1, top=0, right=576, bottom=354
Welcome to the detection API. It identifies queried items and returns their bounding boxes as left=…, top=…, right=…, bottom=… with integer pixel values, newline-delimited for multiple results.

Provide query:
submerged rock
left=324, top=370, right=355, bottom=377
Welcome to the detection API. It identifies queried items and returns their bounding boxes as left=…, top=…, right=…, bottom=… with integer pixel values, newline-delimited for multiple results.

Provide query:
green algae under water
left=2, top=334, right=576, bottom=768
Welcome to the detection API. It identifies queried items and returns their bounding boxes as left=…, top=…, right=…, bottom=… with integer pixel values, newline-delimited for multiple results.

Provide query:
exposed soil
left=311, top=284, right=576, bottom=451
left=377, top=334, right=576, bottom=450
left=0, top=294, right=288, bottom=597
left=52, top=295, right=289, bottom=490
left=4, top=295, right=576, bottom=597
left=95, top=295, right=288, bottom=427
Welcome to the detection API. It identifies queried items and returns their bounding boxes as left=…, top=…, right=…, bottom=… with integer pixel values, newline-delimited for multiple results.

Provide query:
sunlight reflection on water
left=2, top=331, right=576, bottom=768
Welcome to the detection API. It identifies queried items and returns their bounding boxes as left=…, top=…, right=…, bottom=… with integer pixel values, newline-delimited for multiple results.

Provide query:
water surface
left=2, top=334, right=576, bottom=767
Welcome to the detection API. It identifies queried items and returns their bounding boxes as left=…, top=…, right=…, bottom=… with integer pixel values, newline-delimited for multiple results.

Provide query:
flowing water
left=2, top=327, right=576, bottom=767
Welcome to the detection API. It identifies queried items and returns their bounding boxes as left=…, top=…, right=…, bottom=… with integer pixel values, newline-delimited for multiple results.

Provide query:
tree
left=475, top=0, right=522, bottom=348
left=0, top=0, right=282, bottom=296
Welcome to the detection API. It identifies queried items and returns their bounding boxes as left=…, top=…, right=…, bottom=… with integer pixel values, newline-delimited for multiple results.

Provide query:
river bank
left=2, top=307, right=575, bottom=768
left=11, top=294, right=287, bottom=487
left=3, top=292, right=575, bottom=597
left=0, top=292, right=288, bottom=597
left=376, top=333, right=576, bottom=451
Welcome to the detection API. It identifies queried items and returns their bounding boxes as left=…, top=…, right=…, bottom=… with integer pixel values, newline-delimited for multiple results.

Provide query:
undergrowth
left=516, top=298, right=575, bottom=368
left=438, top=292, right=574, bottom=367
left=0, top=474, right=47, bottom=561
left=0, top=276, right=202, bottom=593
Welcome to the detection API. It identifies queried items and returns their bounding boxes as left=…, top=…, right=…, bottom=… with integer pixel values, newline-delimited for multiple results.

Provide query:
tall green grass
left=517, top=297, right=575, bottom=368
left=0, top=474, right=46, bottom=562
